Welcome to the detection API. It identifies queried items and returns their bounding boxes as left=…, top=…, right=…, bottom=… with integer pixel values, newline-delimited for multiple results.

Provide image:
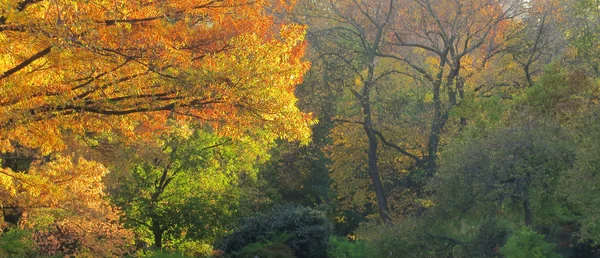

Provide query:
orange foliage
left=0, top=0, right=313, bottom=156
left=1, top=0, right=311, bottom=254
left=0, top=155, right=133, bottom=256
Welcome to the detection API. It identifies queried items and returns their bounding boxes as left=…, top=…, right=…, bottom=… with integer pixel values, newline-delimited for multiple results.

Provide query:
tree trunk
left=523, top=198, right=533, bottom=226
left=524, top=63, right=534, bottom=88
left=151, top=221, right=164, bottom=249
left=364, top=120, right=392, bottom=224
left=457, top=77, right=467, bottom=128
left=1, top=153, right=33, bottom=226
left=523, top=183, right=533, bottom=226
left=361, top=66, right=392, bottom=224
left=2, top=207, right=23, bottom=226
left=523, top=174, right=533, bottom=226
left=427, top=82, right=450, bottom=176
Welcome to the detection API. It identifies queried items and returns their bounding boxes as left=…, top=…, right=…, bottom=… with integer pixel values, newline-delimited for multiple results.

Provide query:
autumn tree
left=564, top=0, right=600, bottom=75
left=0, top=0, right=312, bottom=226
left=0, top=0, right=314, bottom=255
left=292, top=0, right=525, bottom=223
left=508, top=0, right=567, bottom=87
left=381, top=0, right=524, bottom=174
left=304, top=0, right=398, bottom=224
left=0, top=0, right=313, bottom=151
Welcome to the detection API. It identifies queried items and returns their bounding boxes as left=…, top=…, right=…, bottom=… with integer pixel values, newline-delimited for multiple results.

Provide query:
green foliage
left=430, top=121, right=575, bottom=226
left=235, top=234, right=295, bottom=258
left=175, top=241, right=213, bottom=258
left=522, top=65, right=571, bottom=111
left=135, top=250, right=188, bottom=258
left=0, top=228, right=38, bottom=258
left=564, top=110, right=600, bottom=245
left=356, top=220, right=449, bottom=258
left=220, top=204, right=333, bottom=258
left=111, top=128, right=269, bottom=247
left=327, top=236, right=366, bottom=258
left=501, top=228, right=562, bottom=258
left=260, top=140, right=331, bottom=207
left=518, top=64, right=595, bottom=120
left=568, top=0, right=600, bottom=74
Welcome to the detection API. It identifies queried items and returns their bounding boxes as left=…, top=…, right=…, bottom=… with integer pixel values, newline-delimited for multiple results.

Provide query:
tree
left=431, top=121, right=574, bottom=227
left=0, top=0, right=312, bottom=152
left=508, top=0, right=565, bottom=88
left=1, top=0, right=314, bottom=254
left=0, top=0, right=313, bottom=232
left=381, top=0, right=523, bottom=175
left=565, top=0, right=600, bottom=75
left=293, top=0, right=417, bottom=224
left=564, top=110, right=600, bottom=245
left=111, top=128, right=270, bottom=249
left=293, top=0, right=524, bottom=223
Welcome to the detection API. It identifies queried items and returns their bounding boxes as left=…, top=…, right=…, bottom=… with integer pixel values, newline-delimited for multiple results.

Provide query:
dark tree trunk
left=524, top=63, right=534, bottom=88
left=457, top=77, right=467, bottom=128
left=2, top=208, right=23, bottom=226
left=363, top=116, right=392, bottom=224
left=426, top=92, right=449, bottom=176
left=523, top=175, right=533, bottom=226
left=1, top=152, right=34, bottom=227
left=151, top=221, right=164, bottom=249
left=359, top=60, right=392, bottom=224
left=523, top=198, right=533, bottom=226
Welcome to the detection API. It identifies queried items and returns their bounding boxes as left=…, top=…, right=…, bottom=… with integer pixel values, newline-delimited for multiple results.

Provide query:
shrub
left=236, top=234, right=295, bottom=258
left=327, top=236, right=366, bottom=258
left=356, top=220, right=449, bottom=258
left=501, top=227, right=562, bottom=258
left=176, top=241, right=213, bottom=257
left=0, top=228, right=38, bottom=258
left=220, top=204, right=333, bottom=258
left=136, top=250, right=188, bottom=258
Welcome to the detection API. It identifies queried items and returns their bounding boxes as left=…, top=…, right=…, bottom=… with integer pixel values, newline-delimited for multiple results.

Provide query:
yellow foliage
left=0, top=0, right=314, bottom=154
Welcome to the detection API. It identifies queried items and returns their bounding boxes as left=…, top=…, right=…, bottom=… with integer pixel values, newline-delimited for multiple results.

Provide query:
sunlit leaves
left=0, top=0, right=313, bottom=155
left=0, top=155, right=133, bottom=256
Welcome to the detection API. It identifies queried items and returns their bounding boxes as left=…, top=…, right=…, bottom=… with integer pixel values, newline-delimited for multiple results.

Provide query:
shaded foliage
left=220, top=204, right=333, bottom=258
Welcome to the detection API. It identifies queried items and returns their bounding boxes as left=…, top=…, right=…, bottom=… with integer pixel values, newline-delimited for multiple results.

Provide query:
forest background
left=1, top=0, right=600, bottom=257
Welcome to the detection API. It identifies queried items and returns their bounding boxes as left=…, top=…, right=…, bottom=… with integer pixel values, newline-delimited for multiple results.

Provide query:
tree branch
left=0, top=46, right=51, bottom=80
left=333, top=119, right=422, bottom=163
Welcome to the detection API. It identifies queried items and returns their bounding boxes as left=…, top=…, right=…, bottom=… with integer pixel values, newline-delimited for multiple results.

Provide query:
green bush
left=176, top=241, right=213, bottom=257
left=135, top=241, right=214, bottom=258
left=235, top=234, right=295, bottom=258
left=327, top=236, right=366, bottom=258
left=501, top=228, right=562, bottom=258
left=220, top=204, right=333, bottom=258
left=134, top=249, right=185, bottom=258
left=0, top=228, right=38, bottom=258
left=356, top=220, right=450, bottom=258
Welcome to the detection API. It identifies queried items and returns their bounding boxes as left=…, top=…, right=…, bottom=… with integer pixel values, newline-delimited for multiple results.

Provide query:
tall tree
left=0, top=0, right=313, bottom=228
left=299, top=0, right=397, bottom=223
left=294, top=0, right=524, bottom=222
left=382, top=0, right=523, bottom=175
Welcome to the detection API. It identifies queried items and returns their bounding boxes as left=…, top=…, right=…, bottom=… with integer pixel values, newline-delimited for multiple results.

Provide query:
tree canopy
left=3, top=0, right=600, bottom=257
